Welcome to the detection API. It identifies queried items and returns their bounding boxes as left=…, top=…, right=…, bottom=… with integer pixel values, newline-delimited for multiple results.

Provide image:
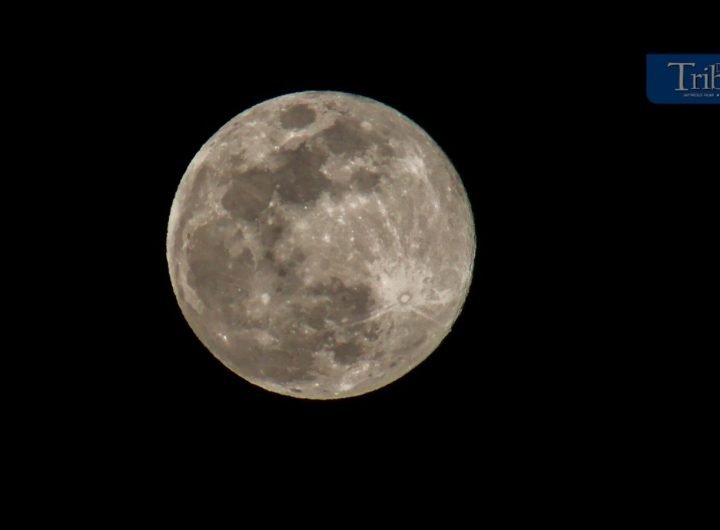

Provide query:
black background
left=20, top=10, right=717, bottom=517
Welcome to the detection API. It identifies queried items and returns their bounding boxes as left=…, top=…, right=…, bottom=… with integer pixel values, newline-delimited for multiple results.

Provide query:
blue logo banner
left=647, top=54, right=720, bottom=104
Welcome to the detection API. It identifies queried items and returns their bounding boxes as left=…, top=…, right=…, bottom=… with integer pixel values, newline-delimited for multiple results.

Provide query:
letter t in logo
left=667, top=62, right=695, bottom=91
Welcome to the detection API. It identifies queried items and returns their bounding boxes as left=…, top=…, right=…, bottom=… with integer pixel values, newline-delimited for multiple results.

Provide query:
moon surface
left=167, top=91, right=475, bottom=399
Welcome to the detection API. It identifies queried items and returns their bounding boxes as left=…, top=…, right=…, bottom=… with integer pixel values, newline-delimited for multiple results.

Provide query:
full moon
left=167, top=91, right=475, bottom=399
